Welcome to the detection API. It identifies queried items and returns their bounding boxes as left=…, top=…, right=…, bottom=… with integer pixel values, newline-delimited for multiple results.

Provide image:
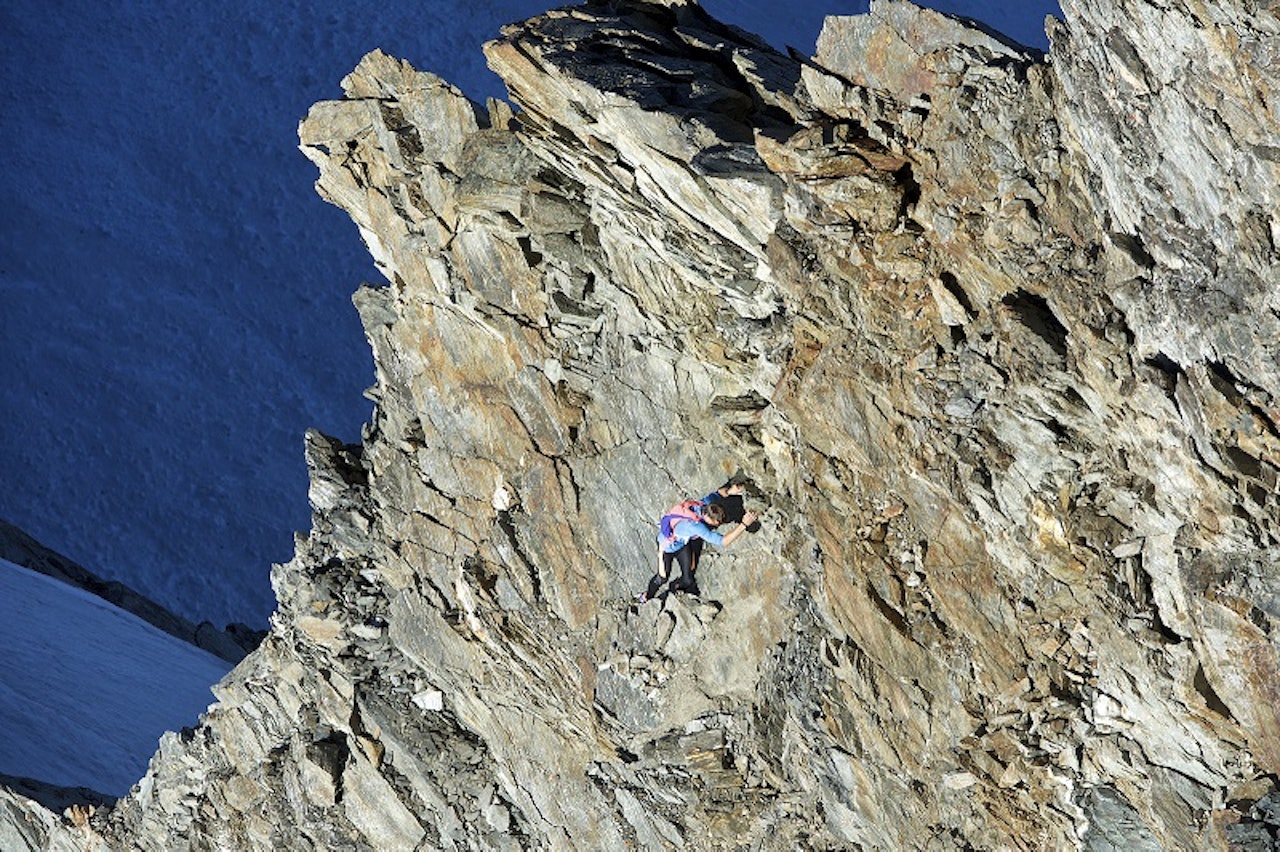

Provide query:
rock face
left=5, top=0, right=1279, bottom=849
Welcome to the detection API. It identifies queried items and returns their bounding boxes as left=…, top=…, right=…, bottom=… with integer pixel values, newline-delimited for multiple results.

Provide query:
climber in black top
left=638, top=479, right=759, bottom=602
left=704, top=478, right=762, bottom=532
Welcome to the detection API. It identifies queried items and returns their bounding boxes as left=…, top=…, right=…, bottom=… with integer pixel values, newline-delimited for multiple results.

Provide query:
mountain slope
left=5, top=0, right=1277, bottom=848
left=0, top=559, right=230, bottom=798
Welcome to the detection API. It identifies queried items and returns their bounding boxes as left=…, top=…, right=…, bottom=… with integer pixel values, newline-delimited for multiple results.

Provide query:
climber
left=704, top=478, right=763, bottom=533
left=638, top=481, right=759, bottom=603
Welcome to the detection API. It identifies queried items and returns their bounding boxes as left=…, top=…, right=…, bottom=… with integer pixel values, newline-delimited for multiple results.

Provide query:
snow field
left=0, top=558, right=231, bottom=796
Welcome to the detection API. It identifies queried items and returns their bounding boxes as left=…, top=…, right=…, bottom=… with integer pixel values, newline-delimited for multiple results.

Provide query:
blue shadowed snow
left=0, top=0, right=1060, bottom=633
left=0, top=558, right=231, bottom=796
left=0, top=0, right=553, bottom=630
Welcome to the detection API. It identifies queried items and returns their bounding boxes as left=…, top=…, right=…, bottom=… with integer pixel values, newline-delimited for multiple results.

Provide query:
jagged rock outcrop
left=5, top=0, right=1278, bottom=848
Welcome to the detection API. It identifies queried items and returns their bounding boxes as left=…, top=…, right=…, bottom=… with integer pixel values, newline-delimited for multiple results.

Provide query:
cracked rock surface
left=4, top=0, right=1278, bottom=849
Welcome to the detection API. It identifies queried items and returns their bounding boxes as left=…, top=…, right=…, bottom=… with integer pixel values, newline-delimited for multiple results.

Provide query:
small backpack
left=658, top=499, right=705, bottom=546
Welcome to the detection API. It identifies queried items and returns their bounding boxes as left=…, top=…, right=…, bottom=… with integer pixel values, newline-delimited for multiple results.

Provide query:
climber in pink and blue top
left=639, top=482, right=758, bottom=602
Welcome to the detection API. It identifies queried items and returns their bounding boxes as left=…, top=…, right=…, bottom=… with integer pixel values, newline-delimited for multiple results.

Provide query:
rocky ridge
left=0, top=519, right=263, bottom=666
left=3, top=0, right=1278, bottom=849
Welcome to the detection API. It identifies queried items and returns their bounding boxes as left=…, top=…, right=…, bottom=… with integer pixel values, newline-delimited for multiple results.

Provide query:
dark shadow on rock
left=0, top=772, right=116, bottom=814
left=506, top=0, right=806, bottom=146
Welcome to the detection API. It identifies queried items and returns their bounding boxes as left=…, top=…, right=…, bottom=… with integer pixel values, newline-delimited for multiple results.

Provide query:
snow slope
left=0, top=558, right=231, bottom=797
left=0, top=0, right=1059, bottom=632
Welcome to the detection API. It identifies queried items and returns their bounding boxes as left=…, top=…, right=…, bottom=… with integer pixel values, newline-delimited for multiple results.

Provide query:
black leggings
left=646, top=538, right=704, bottom=598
